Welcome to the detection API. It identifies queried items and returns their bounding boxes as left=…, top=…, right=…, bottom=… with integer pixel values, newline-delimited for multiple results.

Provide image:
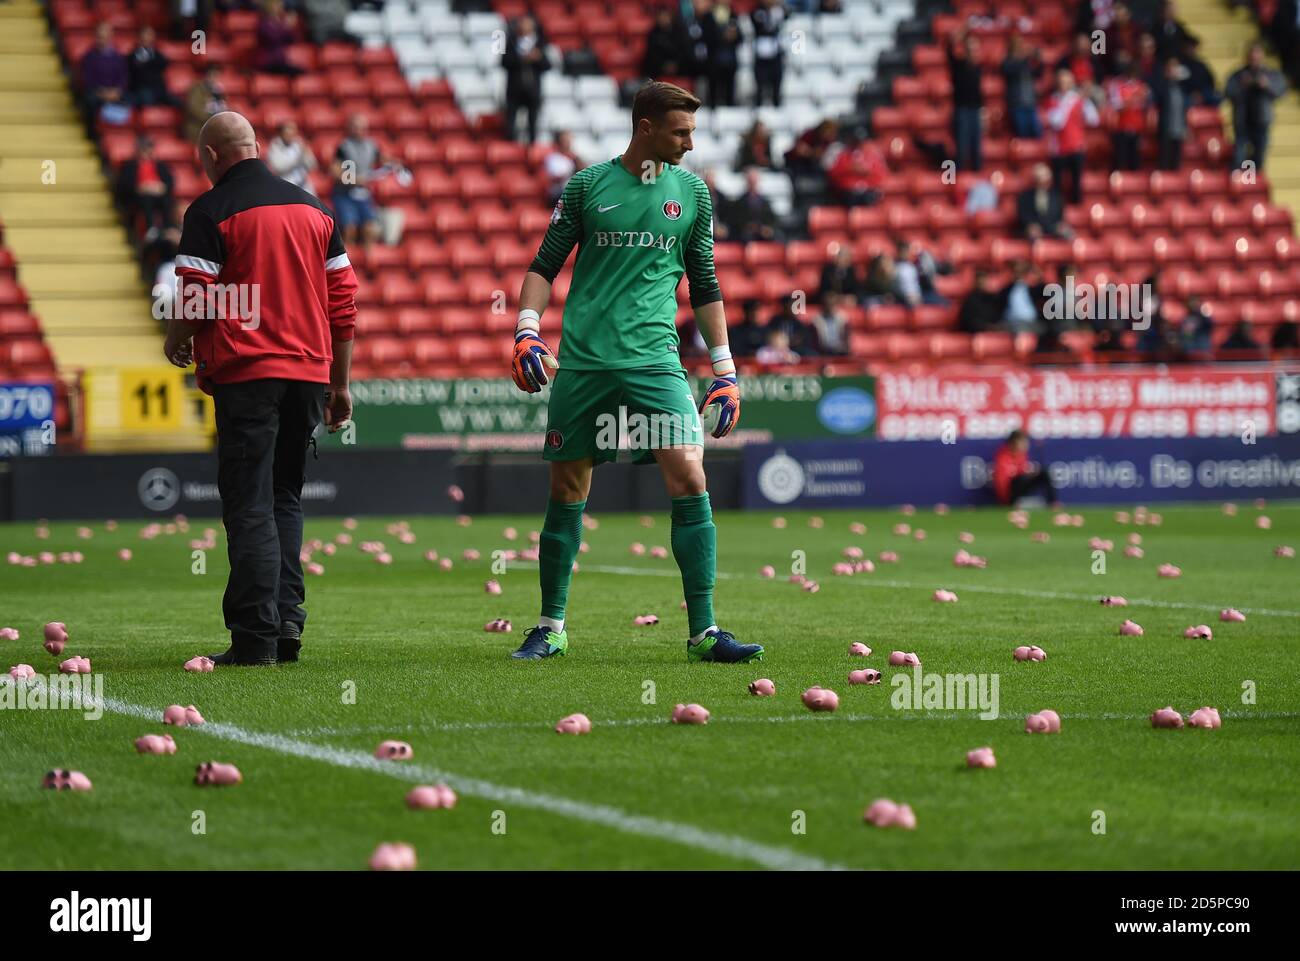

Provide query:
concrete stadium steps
left=0, top=193, right=119, bottom=229
left=19, top=264, right=147, bottom=301
left=0, top=0, right=206, bottom=453
left=1179, top=0, right=1300, bottom=219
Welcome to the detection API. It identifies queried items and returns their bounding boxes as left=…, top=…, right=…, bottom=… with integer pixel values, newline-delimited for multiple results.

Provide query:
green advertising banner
left=319, top=374, right=876, bottom=451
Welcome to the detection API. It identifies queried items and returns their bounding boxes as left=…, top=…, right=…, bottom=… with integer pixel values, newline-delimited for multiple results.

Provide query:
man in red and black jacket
left=164, top=111, right=358, bottom=666
left=992, top=429, right=1061, bottom=507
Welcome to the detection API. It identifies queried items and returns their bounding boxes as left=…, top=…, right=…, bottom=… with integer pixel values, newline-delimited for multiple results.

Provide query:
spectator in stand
left=1000, top=260, right=1045, bottom=332
left=992, top=429, right=1060, bottom=506
left=1272, top=302, right=1300, bottom=350
left=1270, top=0, right=1300, bottom=86
left=116, top=135, right=175, bottom=241
left=128, top=26, right=172, bottom=108
left=169, top=0, right=213, bottom=43
left=1151, top=0, right=1196, bottom=61
left=948, top=27, right=984, bottom=171
left=1225, top=45, right=1289, bottom=171
left=256, top=0, right=303, bottom=76
left=767, top=292, right=817, bottom=354
left=863, top=251, right=897, bottom=305
left=1135, top=31, right=1159, bottom=81
left=819, top=242, right=862, bottom=304
left=81, top=22, right=129, bottom=125
left=703, top=3, right=742, bottom=108
left=1180, top=297, right=1214, bottom=353
left=1057, top=32, right=1102, bottom=99
left=642, top=8, right=685, bottom=77
left=784, top=118, right=839, bottom=178
left=736, top=120, right=778, bottom=171
left=730, top=299, right=767, bottom=355
left=1104, top=3, right=1141, bottom=73
left=893, top=240, right=948, bottom=307
left=812, top=293, right=851, bottom=355
left=964, top=174, right=999, bottom=214
left=750, top=0, right=787, bottom=107
left=184, top=65, right=227, bottom=143
left=1179, top=37, right=1220, bottom=106
left=679, top=0, right=712, bottom=92
left=1219, top=318, right=1265, bottom=357
left=502, top=15, right=550, bottom=145
left=1017, top=162, right=1073, bottom=239
left=1106, top=54, right=1149, bottom=170
left=1002, top=34, right=1043, bottom=138
left=701, top=167, right=733, bottom=240
left=1151, top=57, right=1189, bottom=170
left=331, top=113, right=387, bottom=253
left=1045, top=69, right=1099, bottom=205
left=1074, top=0, right=1118, bottom=35
left=1137, top=310, right=1183, bottom=360
left=958, top=269, right=1003, bottom=332
left=267, top=120, right=318, bottom=196
left=302, top=0, right=362, bottom=45
left=827, top=127, right=887, bottom=206
left=756, top=327, right=802, bottom=365
left=542, top=130, right=585, bottom=206
left=726, top=167, right=779, bottom=242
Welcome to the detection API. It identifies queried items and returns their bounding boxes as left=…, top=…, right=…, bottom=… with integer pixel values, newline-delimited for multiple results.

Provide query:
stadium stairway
left=1179, top=0, right=1300, bottom=219
left=1, top=0, right=207, bottom=451
left=0, top=0, right=145, bottom=367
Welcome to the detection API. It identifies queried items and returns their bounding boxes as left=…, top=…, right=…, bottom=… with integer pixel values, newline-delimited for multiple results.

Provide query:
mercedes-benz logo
left=138, top=468, right=180, bottom=512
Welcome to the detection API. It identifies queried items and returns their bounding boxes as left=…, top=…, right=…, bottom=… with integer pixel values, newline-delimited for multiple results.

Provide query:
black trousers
left=1112, top=132, right=1140, bottom=171
left=1051, top=152, right=1085, bottom=205
left=212, top=379, right=325, bottom=652
left=504, top=87, right=540, bottom=144
left=754, top=60, right=783, bottom=106
left=1009, top=469, right=1058, bottom=504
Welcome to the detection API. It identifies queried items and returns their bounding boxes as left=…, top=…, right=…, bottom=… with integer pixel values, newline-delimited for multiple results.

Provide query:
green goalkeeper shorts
left=542, top=364, right=703, bottom=465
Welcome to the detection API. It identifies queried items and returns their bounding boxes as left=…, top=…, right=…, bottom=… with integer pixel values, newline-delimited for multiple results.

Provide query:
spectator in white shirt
left=266, top=121, right=318, bottom=195
left=543, top=130, right=585, bottom=205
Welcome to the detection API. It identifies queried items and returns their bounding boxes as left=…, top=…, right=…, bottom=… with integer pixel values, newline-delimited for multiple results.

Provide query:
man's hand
left=163, top=332, right=192, bottom=368
left=511, top=330, right=557, bottom=393
left=699, top=375, right=740, bottom=438
left=324, top=385, right=352, bottom=432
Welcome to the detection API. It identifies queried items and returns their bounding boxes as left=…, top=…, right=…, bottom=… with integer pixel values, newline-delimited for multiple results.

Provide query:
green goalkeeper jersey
left=527, top=157, right=722, bottom=371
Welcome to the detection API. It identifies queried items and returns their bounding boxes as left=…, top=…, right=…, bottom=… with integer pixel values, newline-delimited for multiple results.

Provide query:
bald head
left=198, top=111, right=259, bottom=184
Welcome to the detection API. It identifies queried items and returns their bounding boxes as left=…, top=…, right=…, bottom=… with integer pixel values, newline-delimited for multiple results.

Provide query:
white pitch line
left=521, top=562, right=1300, bottom=618
left=97, top=697, right=844, bottom=872
left=278, top=709, right=1300, bottom=739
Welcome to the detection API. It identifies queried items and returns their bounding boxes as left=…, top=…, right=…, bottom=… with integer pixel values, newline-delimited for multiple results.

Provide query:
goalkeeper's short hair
left=632, top=81, right=702, bottom=127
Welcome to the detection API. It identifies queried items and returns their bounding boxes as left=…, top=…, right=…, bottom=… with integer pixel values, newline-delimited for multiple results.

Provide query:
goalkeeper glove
left=512, top=330, right=556, bottom=393
left=699, top=345, right=739, bottom=438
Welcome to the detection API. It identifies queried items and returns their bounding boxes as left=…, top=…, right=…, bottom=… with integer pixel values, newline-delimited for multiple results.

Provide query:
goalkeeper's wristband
left=516, top=308, right=540, bottom=335
left=709, top=345, right=736, bottom=378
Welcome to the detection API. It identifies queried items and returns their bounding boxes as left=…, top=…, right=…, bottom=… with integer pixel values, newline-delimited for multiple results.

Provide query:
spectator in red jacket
left=992, top=430, right=1060, bottom=506
left=1045, top=69, right=1100, bottom=204
left=1106, top=54, right=1150, bottom=170
left=827, top=127, right=887, bottom=206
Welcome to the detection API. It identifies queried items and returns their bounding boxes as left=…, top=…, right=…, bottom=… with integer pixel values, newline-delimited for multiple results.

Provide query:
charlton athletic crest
left=550, top=198, right=564, bottom=225
left=546, top=429, right=564, bottom=450
left=662, top=199, right=682, bottom=220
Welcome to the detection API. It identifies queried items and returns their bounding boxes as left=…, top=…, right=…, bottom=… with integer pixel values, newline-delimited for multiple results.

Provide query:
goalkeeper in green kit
left=508, top=81, right=762, bottom=665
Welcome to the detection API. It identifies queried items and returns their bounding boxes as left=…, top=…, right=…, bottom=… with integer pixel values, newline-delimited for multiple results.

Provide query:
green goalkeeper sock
left=671, top=493, right=717, bottom=638
left=539, top=499, right=585, bottom=623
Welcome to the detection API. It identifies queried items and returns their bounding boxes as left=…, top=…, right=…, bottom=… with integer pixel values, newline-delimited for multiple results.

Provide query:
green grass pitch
left=1, top=502, right=1298, bottom=870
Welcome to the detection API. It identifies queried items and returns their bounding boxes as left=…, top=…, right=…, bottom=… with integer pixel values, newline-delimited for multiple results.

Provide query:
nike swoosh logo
left=597, top=204, right=621, bottom=213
